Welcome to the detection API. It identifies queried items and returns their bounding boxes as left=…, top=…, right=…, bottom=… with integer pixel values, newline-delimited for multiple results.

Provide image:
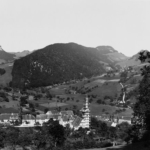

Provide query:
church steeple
left=18, top=91, right=22, bottom=124
left=80, top=96, right=90, bottom=128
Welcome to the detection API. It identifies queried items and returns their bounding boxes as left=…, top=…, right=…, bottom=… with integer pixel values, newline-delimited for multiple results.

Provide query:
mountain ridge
left=12, top=43, right=108, bottom=88
left=0, top=46, right=15, bottom=63
left=0, top=42, right=146, bottom=88
left=116, top=50, right=149, bottom=68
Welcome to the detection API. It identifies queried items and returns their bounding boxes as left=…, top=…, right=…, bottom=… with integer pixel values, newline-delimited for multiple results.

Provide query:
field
left=0, top=96, right=19, bottom=109
left=31, top=76, right=132, bottom=117
left=40, top=102, right=68, bottom=108
left=0, top=63, right=13, bottom=86
left=0, top=73, right=134, bottom=118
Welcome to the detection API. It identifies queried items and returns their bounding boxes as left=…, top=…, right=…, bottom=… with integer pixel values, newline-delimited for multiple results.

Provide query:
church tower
left=80, top=96, right=90, bottom=128
left=18, top=91, right=22, bottom=124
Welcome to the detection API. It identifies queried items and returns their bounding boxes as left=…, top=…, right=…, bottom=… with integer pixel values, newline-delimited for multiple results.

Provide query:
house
left=59, top=114, right=74, bottom=127
left=22, top=114, right=36, bottom=126
left=0, top=108, right=19, bottom=123
left=0, top=107, right=19, bottom=114
left=36, top=114, right=48, bottom=125
left=0, top=108, right=85, bottom=129
left=71, top=116, right=82, bottom=130
left=0, top=113, right=19, bottom=123
left=60, top=110, right=74, bottom=116
left=46, top=110, right=60, bottom=115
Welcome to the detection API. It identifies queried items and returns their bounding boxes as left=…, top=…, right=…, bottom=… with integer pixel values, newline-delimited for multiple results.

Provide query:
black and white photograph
left=0, top=0, right=150, bottom=150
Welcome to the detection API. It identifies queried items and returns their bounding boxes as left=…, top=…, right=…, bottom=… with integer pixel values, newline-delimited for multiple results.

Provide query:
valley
left=0, top=69, right=139, bottom=119
left=0, top=43, right=148, bottom=150
left=0, top=43, right=144, bottom=119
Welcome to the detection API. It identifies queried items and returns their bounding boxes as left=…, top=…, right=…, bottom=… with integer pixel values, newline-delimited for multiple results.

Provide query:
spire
left=80, top=96, right=90, bottom=128
left=18, top=91, right=22, bottom=124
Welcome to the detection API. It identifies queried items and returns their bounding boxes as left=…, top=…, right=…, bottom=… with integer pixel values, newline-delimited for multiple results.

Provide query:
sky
left=0, top=0, right=150, bottom=56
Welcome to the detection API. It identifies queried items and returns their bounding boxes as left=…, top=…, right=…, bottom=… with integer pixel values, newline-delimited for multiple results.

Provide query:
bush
left=4, top=97, right=9, bottom=102
left=97, top=99, right=102, bottom=104
left=3, top=87, right=12, bottom=92
left=0, top=68, right=5, bottom=75
left=0, top=91, right=6, bottom=98
left=35, top=103, right=39, bottom=107
left=97, top=142, right=113, bottom=148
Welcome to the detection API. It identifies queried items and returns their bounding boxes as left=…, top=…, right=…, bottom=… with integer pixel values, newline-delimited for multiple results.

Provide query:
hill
left=116, top=50, right=149, bottom=68
left=96, top=46, right=128, bottom=63
left=13, top=50, right=30, bottom=59
left=12, top=43, right=112, bottom=88
left=0, top=46, right=15, bottom=63
left=0, top=63, right=13, bottom=86
left=116, top=53, right=141, bottom=68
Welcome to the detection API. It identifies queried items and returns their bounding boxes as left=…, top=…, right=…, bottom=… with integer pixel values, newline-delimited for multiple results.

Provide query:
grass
left=0, top=71, right=133, bottom=118
left=0, top=66, right=12, bottom=86
left=89, top=82, right=121, bottom=98
left=31, top=78, right=132, bottom=117
left=0, top=96, right=19, bottom=108
left=40, top=102, right=68, bottom=108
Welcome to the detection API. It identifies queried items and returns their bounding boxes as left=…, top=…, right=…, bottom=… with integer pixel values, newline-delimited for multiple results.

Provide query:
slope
left=13, top=50, right=31, bottom=59
left=0, top=46, right=15, bottom=62
left=116, top=51, right=149, bottom=68
left=96, top=46, right=128, bottom=63
left=12, top=43, right=108, bottom=88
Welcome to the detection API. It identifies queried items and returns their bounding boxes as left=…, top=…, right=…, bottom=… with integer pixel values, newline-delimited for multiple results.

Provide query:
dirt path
left=81, top=145, right=125, bottom=150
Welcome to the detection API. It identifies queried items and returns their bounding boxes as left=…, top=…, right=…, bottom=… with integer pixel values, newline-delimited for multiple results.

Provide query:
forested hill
left=12, top=43, right=110, bottom=88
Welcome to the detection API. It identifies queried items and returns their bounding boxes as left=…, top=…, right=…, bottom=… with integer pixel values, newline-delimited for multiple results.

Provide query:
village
left=0, top=92, right=131, bottom=129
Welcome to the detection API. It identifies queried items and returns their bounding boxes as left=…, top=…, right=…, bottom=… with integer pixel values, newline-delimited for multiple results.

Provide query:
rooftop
left=0, top=107, right=19, bottom=114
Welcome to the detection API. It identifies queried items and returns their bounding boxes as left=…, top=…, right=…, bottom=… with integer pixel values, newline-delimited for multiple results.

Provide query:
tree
left=116, top=122, right=131, bottom=142
left=43, top=119, right=65, bottom=147
left=29, top=103, right=35, bottom=112
left=32, top=128, right=53, bottom=150
left=90, top=117, right=108, bottom=137
left=35, top=103, right=39, bottom=107
left=0, top=127, right=6, bottom=148
left=18, top=128, right=33, bottom=150
left=133, top=51, right=150, bottom=141
left=73, top=105, right=77, bottom=110
left=120, top=71, right=128, bottom=83
left=107, top=126, right=117, bottom=140
left=0, top=68, right=6, bottom=75
left=102, top=108, right=106, bottom=112
left=44, top=108, right=49, bottom=114
left=96, top=99, right=102, bottom=104
left=90, top=117, right=100, bottom=129
left=4, top=86, right=12, bottom=92
left=20, top=96, right=28, bottom=106
left=46, top=91, right=52, bottom=100
left=4, top=127, right=20, bottom=150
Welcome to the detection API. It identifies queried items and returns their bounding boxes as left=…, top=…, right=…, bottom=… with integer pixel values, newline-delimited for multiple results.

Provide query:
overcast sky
left=0, top=0, right=150, bottom=56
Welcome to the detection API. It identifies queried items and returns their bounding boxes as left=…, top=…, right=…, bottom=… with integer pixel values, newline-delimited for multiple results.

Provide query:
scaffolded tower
left=80, top=96, right=90, bottom=128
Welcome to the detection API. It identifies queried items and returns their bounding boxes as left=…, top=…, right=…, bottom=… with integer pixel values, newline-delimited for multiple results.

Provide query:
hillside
left=116, top=53, right=141, bottom=68
left=0, top=63, right=13, bottom=86
left=13, top=50, right=30, bottom=59
left=12, top=43, right=110, bottom=88
left=116, top=51, right=149, bottom=68
left=0, top=46, right=15, bottom=63
left=96, top=46, right=128, bottom=63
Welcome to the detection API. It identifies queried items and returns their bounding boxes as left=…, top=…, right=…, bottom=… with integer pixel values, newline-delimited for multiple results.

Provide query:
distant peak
left=96, top=46, right=118, bottom=54
left=0, top=45, right=3, bottom=51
